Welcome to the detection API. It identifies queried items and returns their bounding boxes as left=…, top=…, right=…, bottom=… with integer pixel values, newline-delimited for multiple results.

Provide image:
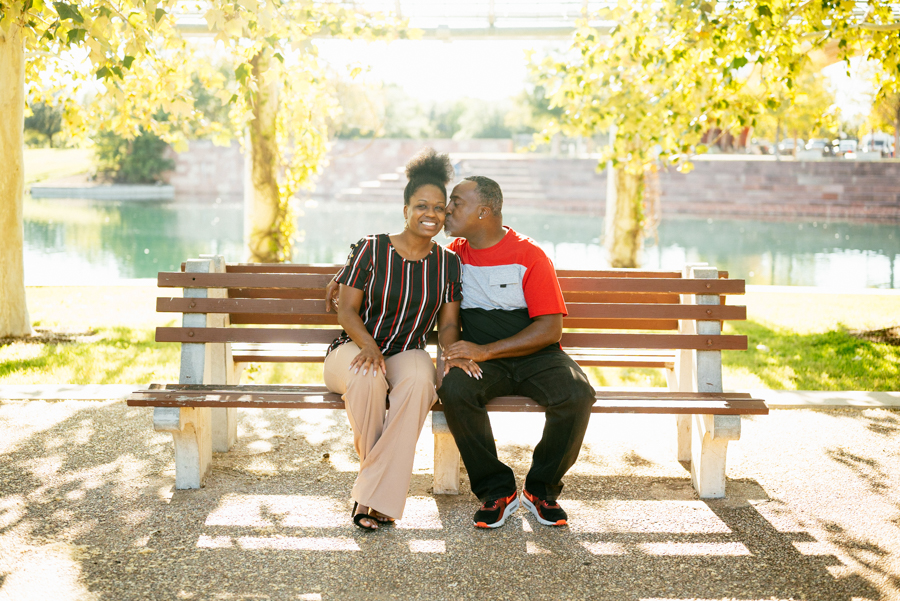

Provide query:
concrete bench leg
left=211, top=408, right=237, bottom=453
left=154, top=406, right=212, bottom=489
left=691, top=414, right=740, bottom=498
left=432, top=412, right=460, bottom=495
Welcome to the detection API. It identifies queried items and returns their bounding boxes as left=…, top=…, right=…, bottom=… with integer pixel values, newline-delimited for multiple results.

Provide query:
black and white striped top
left=328, top=234, right=463, bottom=357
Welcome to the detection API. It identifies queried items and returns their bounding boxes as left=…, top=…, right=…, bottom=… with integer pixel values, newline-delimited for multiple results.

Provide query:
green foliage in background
left=93, top=128, right=174, bottom=184
left=331, top=82, right=544, bottom=140
left=24, top=101, right=63, bottom=148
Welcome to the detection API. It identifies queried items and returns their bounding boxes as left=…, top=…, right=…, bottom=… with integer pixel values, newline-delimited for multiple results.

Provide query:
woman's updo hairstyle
left=403, top=147, right=454, bottom=206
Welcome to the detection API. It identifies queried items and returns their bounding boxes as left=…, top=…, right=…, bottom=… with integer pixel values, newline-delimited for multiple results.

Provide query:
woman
left=324, top=148, right=477, bottom=531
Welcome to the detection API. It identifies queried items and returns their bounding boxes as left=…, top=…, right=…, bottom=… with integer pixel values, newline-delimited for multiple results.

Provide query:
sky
left=313, top=38, right=562, bottom=102
left=315, top=38, right=877, bottom=120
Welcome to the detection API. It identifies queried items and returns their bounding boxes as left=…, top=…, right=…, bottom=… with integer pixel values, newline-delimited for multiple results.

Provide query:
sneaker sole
left=474, top=496, right=520, bottom=529
left=522, top=495, right=567, bottom=527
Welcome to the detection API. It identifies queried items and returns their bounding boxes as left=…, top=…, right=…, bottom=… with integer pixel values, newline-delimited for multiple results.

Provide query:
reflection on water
left=24, top=198, right=900, bottom=289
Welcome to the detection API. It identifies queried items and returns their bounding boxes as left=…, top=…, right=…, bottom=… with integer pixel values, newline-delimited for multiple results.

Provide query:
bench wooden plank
left=217, top=264, right=728, bottom=279
left=135, top=383, right=751, bottom=398
left=156, top=327, right=343, bottom=344
left=127, top=387, right=766, bottom=415
left=157, top=297, right=745, bottom=322
left=558, top=277, right=745, bottom=294
left=227, top=346, right=677, bottom=368
left=561, top=332, right=747, bottom=350
left=156, top=327, right=747, bottom=350
left=158, top=272, right=334, bottom=289
left=161, top=272, right=744, bottom=296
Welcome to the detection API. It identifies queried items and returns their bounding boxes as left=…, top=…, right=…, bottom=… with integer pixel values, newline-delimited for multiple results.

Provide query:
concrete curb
left=29, top=183, right=174, bottom=201
left=0, top=385, right=897, bottom=408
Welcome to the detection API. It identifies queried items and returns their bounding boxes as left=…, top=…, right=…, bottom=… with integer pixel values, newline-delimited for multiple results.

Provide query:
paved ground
left=1, top=400, right=899, bottom=600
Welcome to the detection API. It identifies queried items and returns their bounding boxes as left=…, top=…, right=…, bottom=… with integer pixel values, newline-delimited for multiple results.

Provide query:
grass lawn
left=1, top=286, right=898, bottom=391
left=23, top=148, right=93, bottom=184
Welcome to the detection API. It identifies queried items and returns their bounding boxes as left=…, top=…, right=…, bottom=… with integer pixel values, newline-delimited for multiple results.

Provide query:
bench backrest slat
left=217, top=264, right=728, bottom=280
left=158, top=298, right=744, bottom=321
left=157, top=262, right=748, bottom=360
left=157, top=326, right=747, bottom=351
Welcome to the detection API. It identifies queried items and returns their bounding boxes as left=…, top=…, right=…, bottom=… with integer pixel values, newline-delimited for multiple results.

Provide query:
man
left=439, top=176, right=595, bottom=529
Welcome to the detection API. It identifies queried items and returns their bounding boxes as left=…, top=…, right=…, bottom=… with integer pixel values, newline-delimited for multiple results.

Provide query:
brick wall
left=169, top=139, right=900, bottom=220
left=166, top=140, right=243, bottom=201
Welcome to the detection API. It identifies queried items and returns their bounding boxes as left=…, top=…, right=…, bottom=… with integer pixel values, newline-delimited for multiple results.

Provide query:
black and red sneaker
left=522, top=489, right=568, bottom=526
left=473, top=491, right=519, bottom=529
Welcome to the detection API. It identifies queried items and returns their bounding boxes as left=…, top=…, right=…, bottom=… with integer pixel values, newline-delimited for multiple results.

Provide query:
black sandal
left=352, top=502, right=378, bottom=531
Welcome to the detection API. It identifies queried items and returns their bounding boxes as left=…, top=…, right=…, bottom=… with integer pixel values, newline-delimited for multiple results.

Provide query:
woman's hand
left=348, top=343, right=386, bottom=377
left=443, top=357, right=482, bottom=379
left=324, top=277, right=339, bottom=312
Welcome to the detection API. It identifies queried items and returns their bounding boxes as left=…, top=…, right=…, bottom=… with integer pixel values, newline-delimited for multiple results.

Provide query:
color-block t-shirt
left=447, top=228, right=566, bottom=352
left=329, top=234, right=463, bottom=357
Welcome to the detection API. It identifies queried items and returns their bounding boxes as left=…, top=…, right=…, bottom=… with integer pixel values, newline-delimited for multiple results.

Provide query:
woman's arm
left=336, top=284, right=385, bottom=377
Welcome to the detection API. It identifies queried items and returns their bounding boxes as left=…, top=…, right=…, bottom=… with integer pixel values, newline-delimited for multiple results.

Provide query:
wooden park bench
left=127, top=255, right=767, bottom=499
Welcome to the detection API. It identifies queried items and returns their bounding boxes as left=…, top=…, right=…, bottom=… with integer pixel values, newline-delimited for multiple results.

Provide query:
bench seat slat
left=138, top=383, right=752, bottom=399
left=127, top=386, right=766, bottom=415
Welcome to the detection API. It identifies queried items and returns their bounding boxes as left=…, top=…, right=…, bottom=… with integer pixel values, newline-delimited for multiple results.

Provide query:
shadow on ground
left=0, top=401, right=891, bottom=600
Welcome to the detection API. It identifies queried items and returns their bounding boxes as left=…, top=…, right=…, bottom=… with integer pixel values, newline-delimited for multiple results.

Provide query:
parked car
left=805, top=138, right=831, bottom=156
left=776, top=138, right=804, bottom=154
left=860, top=133, right=895, bottom=157
left=832, top=139, right=857, bottom=158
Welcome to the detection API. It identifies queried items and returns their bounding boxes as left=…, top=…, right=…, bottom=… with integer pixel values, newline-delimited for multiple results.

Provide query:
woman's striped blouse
left=328, top=234, right=463, bottom=357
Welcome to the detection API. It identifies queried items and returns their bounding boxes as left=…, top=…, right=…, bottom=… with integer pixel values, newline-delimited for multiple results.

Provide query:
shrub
left=93, top=128, right=175, bottom=184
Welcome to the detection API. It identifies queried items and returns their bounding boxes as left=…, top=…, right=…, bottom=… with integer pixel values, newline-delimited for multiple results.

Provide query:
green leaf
left=65, top=27, right=85, bottom=43
left=756, top=5, right=772, bottom=18
left=53, top=2, right=83, bottom=23
left=155, top=8, right=166, bottom=23
left=96, top=66, right=111, bottom=79
left=123, top=55, right=135, bottom=69
left=730, top=56, right=748, bottom=70
left=235, top=63, right=251, bottom=84
left=273, top=52, right=284, bottom=63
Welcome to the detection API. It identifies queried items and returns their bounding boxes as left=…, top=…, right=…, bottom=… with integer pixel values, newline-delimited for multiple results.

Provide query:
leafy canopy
left=532, top=0, right=900, bottom=173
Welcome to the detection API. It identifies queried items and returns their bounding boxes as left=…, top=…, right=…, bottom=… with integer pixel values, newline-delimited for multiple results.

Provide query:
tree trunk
left=894, top=104, right=899, bottom=159
left=244, top=50, right=285, bottom=263
left=605, top=168, right=644, bottom=268
left=774, top=119, right=781, bottom=162
left=0, top=25, right=32, bottom=337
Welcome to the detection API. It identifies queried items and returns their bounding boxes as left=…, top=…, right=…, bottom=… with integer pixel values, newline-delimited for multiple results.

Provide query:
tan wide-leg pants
left=323, top=341, right=437, bottom=520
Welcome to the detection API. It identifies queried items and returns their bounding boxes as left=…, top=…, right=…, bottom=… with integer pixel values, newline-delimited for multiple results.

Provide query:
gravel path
left=1, top=400, right=899, bottom=600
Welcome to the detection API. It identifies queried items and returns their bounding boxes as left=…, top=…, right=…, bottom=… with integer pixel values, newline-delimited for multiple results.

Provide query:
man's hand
left=442, top=357, right=483, bottom=379
left=324, top=278, right=339, bottom=313
left=443, top=341, right=491, bottom=363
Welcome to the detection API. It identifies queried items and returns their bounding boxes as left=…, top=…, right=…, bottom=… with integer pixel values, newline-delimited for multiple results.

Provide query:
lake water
left=23, top=198, right=900, bottom=289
